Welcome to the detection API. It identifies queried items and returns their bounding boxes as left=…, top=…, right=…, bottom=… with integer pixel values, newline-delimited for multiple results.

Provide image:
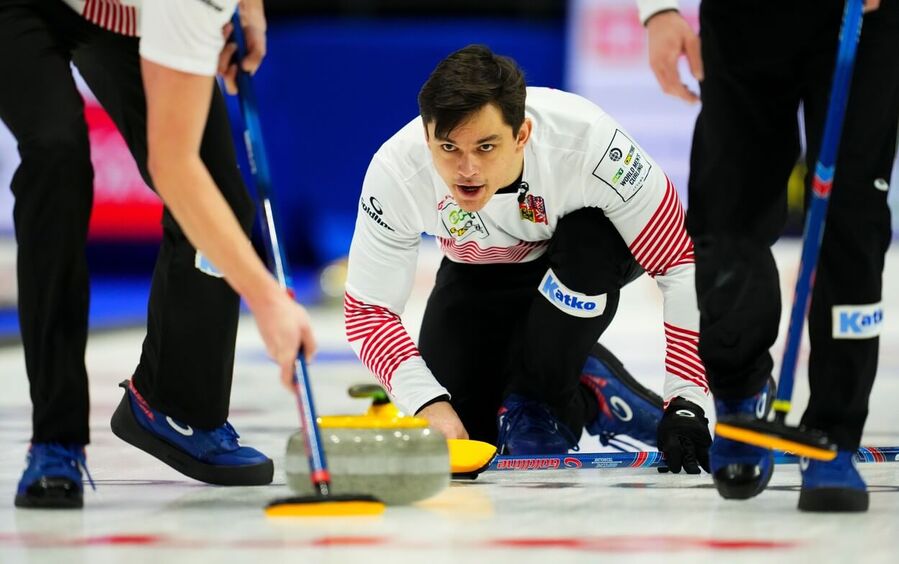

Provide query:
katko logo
left=539, top=270, right=606, bottom=318
left=833, top=303, right=883, bottom=340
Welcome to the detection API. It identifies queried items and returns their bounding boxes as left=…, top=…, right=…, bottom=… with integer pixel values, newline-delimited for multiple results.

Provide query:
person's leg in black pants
left=687, top=0, right=806, bottom=500
left=688, top=0, right=803, bottom=403
left=418, top=258, right=545, bottom=444
left=505, top=208, right=644, bottom=436
left=0, top=0, right=99, bottom=507
left=65, top=14, right=270, bottom=486
left=419, top=208, right=647, bottom=448
left=70, top=26, right=255, bottom=428
left=0, top=1, right=93, bottom=447
left=801, top=1, right=899, bottom=451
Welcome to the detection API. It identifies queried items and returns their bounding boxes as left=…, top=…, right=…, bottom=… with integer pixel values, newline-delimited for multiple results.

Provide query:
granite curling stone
left=285, top=414, right=450, bottom=505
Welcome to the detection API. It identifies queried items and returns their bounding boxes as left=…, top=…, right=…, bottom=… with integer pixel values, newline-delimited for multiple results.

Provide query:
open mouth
left=455, top=183, right=485, bottom=195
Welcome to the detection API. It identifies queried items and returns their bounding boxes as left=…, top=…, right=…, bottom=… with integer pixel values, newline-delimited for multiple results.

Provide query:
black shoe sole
left=110, top=389, right=274, bottom=486
left=713, top=457, right=775, bottom=500
left=14, top=492, right=82, bottom=509
left=798, top=488, right=869, bottom=512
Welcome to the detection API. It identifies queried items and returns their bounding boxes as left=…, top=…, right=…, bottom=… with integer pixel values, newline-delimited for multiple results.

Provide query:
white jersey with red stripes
left=62, top=0, right=141, bottom=36
left=62, top=0, right=235, bottom=76
left=345, top=87, right=709, bottom=415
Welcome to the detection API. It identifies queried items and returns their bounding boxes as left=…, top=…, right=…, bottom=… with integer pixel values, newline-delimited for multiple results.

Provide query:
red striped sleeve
left=112, top=3, right=121, bottom=33
left=628, top=177, right=695, bottom=277
left=82, top=0, right=139, bottom=37
left=101, top=1, right=111, bottom=29
left=345, top=293, right=420, bottom=392
left=664, top=323, right=708, bottom=392
left=128, top=6, right=136, bottom=36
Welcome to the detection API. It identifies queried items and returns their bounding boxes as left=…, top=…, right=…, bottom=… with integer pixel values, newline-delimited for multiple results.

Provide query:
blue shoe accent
left=15, top=443, right=94, bottom=509
left=710, top=379, right=775, bottom=500
left=580, top=344, right=663, bottom=450
left=798, top=450, right=868, bottom=512
left=110, top=380, right=273, bottom=485
left=497, top=394, right=580, bottom=455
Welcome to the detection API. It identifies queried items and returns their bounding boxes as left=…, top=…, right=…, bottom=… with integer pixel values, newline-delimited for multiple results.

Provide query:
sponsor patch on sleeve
left=360, top=195, right=395, bottom=231
left=592, top=129, right=652, bottom=202
left=832, top=303, right=883, bottom=339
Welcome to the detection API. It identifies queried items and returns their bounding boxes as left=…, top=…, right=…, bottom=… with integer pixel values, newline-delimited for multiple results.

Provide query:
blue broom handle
left=230, top=12, right=331, bottom=494
left=776, top=0, right=864, bottom=414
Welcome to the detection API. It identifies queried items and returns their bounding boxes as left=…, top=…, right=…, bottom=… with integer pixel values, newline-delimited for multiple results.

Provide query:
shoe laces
left=598, top=431, right=647, bottom=452
left=497, top=401, right=580, bottom=454
left=32, top=443, right=95, bottom=491
left=209, top=422, right=241, bottom=452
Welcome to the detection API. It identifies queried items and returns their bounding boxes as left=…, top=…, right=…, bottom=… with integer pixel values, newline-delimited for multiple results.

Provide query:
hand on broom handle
left=229, top=11, right=333, bottom=496
left=214, top=5, right=317, bottom=391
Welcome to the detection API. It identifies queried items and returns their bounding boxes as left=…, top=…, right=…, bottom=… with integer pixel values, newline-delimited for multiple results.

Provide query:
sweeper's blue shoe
left=710, top=378, right=775, bottom=500
left=15, top=443, right=93, bottom=509
left=111, top=380, right=273, bottom=485
left=798, top=450, right=868, bottom=512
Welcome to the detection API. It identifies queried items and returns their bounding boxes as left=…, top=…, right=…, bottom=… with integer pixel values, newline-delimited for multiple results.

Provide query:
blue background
left=232, top=16, right=565, bottom=268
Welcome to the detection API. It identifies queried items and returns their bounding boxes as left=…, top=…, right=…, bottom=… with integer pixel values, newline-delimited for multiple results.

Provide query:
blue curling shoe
left=580, top=343, right=663, bottom=450
left=710, top=378, right=775, bottom=500
left=798, top=450, right=868, bottom=512
left=15, top=443, right=94, bottom=509
left=110, top=380, right=273, bottom=485
left=497, top=394, right=580, bottom=455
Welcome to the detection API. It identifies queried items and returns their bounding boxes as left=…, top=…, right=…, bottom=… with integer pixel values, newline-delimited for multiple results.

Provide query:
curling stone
left=285, top=386, right=449, bottom=505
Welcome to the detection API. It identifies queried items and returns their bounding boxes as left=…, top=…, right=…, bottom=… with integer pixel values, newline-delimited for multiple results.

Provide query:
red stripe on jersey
left=81, top=0, right=138, bottom=37
left=438, top=238, right=547, bottom=264
left=129, top=6, right=137, bottom=36
left=663, top=322, right=708, bottom=392
left=628, top=178, right=695, bottom=276
left=89, top=0, right=99, bottom=24
left=664, top=322, right=698, bottom=339
left=345, top=293, right=420, bottom=391
left=101, top=2, right=111, bottom=29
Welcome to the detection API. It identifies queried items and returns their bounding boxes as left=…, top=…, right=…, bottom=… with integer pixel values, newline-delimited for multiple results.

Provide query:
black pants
left=418, top=208, right=643, bottom=444
left=688, top=0, right=898, bottom=448
left=0, top=0, right=254, bottom=444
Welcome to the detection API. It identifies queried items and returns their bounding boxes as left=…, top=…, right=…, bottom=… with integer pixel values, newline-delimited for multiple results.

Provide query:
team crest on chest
left=517, top=182, right=548, bottom=225
left=438, top=195, right=489, bottom=241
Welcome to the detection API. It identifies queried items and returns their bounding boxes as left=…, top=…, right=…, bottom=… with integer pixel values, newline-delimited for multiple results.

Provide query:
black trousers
left=688, top=0, right=899, bottom=448
left=0, top=0, right=254, bottom=444
left=418, top=208, right=643, bottom=444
